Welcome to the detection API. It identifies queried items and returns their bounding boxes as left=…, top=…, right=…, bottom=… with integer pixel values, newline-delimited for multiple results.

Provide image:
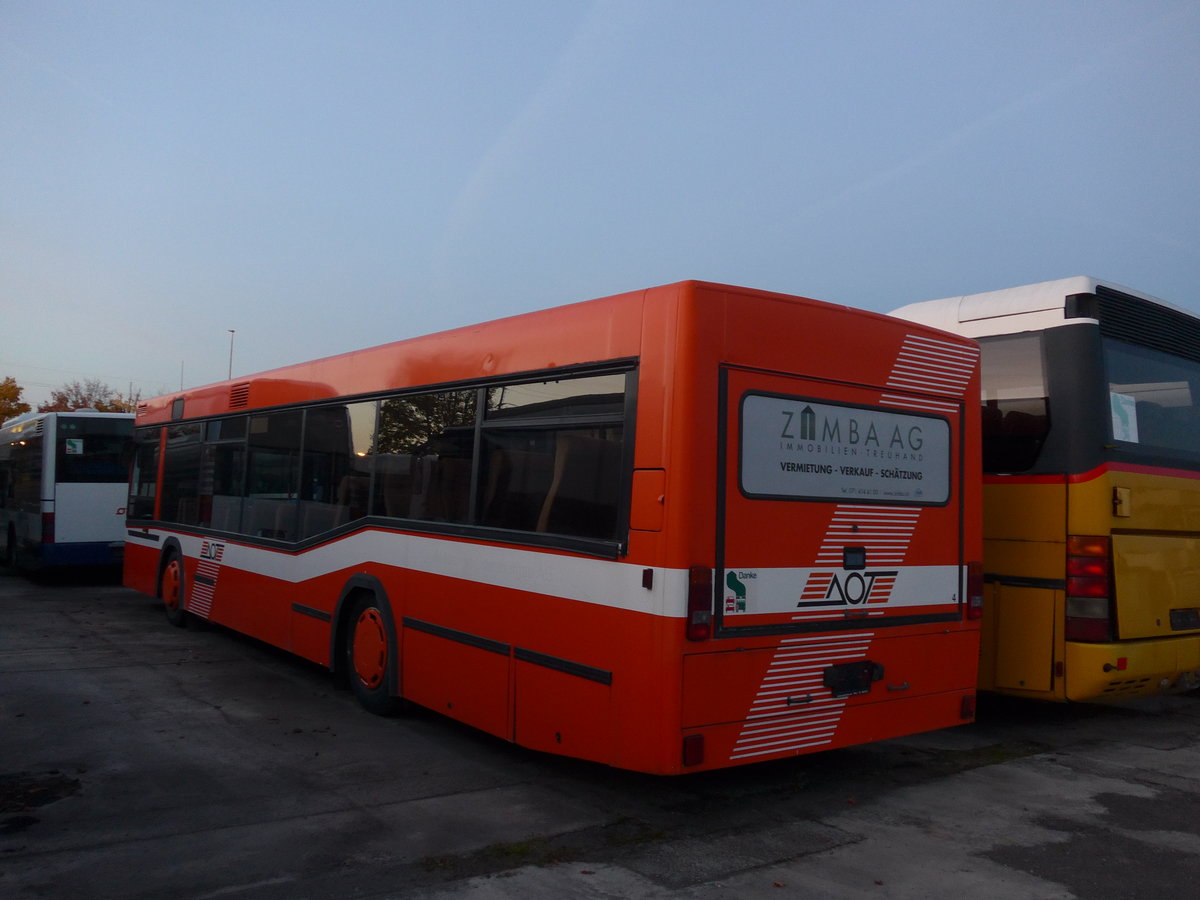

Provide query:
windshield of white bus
left=55, top=417, right=132, bottom=484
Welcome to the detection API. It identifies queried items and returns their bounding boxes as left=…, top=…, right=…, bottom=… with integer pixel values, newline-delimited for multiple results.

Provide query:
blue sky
left=3, top=0, right=1198, bottom=407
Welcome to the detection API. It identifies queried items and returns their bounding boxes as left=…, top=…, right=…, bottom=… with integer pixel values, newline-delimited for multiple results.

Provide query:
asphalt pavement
left=2, top=568, right=1198, bottom=899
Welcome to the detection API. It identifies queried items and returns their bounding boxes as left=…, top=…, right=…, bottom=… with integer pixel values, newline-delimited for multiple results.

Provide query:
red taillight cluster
left=1065, top=535, right=1113, bottom=642
left=41, top=512, right=55, bottom=545
left=686, top=566, right=712, bottom=641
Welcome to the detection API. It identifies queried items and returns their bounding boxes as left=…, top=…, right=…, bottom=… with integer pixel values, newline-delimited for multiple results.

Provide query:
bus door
left=695, top=366, right=974, bottom=760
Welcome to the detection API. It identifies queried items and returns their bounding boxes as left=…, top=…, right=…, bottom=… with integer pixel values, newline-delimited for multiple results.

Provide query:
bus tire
left=344, top=592, right=405, bottom=716
left=160, top=551, right=188, bottom=628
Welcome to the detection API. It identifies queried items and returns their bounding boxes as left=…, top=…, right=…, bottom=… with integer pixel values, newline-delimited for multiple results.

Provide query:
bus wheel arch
left=158, top=540, right=187, bottom=628
left=334, top=575, right=405, bottom=716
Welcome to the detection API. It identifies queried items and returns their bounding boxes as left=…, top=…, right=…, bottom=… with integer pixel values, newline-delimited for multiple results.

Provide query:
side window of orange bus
left=161, top=422, right=203, bottom=525
left=200, top=416, right=247, bottom=532
left=243, top=411, right=303, bottom=540
left=129, top=427, right=160, bottom=520
left=478, top=373, right=626, bottom=540
left=297, top=402, right=377, bottom=539
left=372, top=390, right=478, bottom=524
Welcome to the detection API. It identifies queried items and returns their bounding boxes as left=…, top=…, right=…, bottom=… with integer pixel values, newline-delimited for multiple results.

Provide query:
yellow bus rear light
left=1065, top=596, right=1113, bottom=642
left=1066, top=535, right=1113, bottom=641
left=1065, top=617, right=1113, bottom=642
left=1067, top=576, right=1109, bottom=597
left=1066, top=596, right=1109, bottom=619
left=1067, top=535, right=1110, bottom=557
left=1067, top=556, right=1109, bottom=577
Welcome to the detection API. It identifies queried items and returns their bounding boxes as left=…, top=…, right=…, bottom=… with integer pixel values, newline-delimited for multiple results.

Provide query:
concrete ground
left=2, top=568, right=1198, bottom=899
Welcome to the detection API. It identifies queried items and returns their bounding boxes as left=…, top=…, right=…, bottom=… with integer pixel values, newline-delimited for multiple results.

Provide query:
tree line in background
left=1, top=376, right=141, bottom=423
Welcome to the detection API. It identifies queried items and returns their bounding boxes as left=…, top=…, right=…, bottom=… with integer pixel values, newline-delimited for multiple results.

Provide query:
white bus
left=0, top=411, right=134, bottom=569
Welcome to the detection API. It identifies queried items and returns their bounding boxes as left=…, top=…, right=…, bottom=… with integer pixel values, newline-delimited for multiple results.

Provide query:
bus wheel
left=160, top=553, right=188, bottom=628
left=345, top=593, right=404, bottom=716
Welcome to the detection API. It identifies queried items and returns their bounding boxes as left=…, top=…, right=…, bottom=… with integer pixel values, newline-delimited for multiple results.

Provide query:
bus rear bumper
left=37, top=541, right=125, bottom=569
left=1065, top=636, right=1200, bottom=701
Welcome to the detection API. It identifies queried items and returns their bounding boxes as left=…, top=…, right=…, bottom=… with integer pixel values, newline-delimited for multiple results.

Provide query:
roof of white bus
left=889, top=276, right=1188, bottom=338
left=1, top=409, right=134, bottom=430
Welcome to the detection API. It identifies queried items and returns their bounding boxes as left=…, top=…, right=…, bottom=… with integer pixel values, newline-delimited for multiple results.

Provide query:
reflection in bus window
left=243, top=410, right=302, bottom=540
left=55, top=417, right=132, bottom=483
left=202, top=417, right=247, bottom=532
left=372, top=390, right=477, bottom=524
left=298, top=402, right=377, bottom=539
left=161, top=422, right=203, bottom=525
left=1105, top=337, right=1200, bottom=457
left=486, top=374, right=625, bottom=420
left=978, top=333, right=1050, bottom=472
left=11, top=436, right=44, bottom=507
left=129, top=428, right=160, bottom=520
left=479, top=427, right=623, bottom=539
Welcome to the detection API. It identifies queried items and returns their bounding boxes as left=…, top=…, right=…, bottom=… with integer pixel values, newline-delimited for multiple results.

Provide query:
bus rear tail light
left=686, top=566, right=713, bottom=641
left=966, top=561, right=984, bottom=619
left=1065, top=536, right=1113, bottom=642
left=41, top=512, right=55, bottom=545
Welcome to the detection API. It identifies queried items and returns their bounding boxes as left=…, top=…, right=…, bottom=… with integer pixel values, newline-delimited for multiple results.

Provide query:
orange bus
left=124, top=280, right=983, bottom=774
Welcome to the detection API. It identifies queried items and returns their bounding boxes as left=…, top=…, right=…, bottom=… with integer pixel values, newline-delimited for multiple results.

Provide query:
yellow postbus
left=893, top=276, right=1200, bottom=701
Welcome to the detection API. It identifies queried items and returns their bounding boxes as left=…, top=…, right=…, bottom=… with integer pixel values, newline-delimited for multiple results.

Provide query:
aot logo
left=199, top=541, right=224, bottom=562
left=796, top=570, right=899, bottom=610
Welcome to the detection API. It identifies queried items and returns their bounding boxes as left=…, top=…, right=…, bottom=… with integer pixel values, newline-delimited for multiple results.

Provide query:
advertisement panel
left=740, top=394, right=951, bottom=504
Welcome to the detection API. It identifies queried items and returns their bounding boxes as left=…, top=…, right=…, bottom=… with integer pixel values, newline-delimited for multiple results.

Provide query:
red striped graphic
left=730, top=632, right=875, bottom=759
left=188, top=541, right=225, bottom=619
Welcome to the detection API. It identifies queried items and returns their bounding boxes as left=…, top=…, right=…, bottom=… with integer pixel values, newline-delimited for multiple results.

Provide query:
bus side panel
left=202, top=560, right=293, bottom=650
left=123, top=539, right=161, bottom=597
left=402, top=628, right=511, bottom=740
left=984, top=479, right=1067, bottom=543
left=987, top=583, right=1057, bottom=692
left=979, top=479, right=1067, bottom=698
left=388, top=566, right=673, bottom=771
left=512, top=661, right=615, bottom=765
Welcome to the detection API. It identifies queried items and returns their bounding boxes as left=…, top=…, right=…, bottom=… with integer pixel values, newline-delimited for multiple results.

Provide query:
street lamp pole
left=227, top=329, right=236, bottom=380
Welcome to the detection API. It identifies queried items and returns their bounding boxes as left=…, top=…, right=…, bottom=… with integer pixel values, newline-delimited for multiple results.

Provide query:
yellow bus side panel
left=988, top=582, right=1057, bottom=693
left=980, top=480, right=1066, bottom=698
left=984, top=480, right=1066, bottom=544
